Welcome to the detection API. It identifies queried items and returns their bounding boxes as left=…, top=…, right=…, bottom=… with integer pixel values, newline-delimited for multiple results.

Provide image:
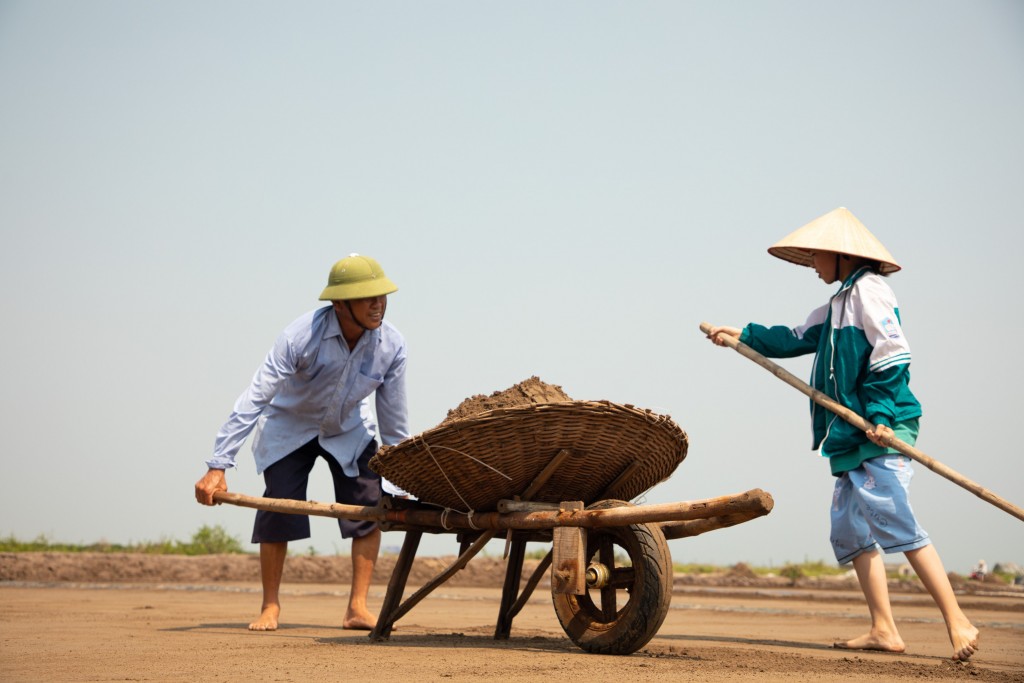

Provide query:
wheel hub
left=585, top=561, right=611, bottom=589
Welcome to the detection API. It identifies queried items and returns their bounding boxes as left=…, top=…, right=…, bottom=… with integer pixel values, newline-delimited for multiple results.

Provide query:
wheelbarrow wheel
left=551, top=499, right=673, bottom=655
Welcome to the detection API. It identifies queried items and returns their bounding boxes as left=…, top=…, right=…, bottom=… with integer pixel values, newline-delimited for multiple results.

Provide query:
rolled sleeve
left=374, top=344, right=409, bottom=447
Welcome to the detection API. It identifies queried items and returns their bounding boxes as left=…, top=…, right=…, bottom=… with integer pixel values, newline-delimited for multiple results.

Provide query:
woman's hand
left=865, top=423, right=894, bottom=447
left=706, top=325, right=742, bottom=347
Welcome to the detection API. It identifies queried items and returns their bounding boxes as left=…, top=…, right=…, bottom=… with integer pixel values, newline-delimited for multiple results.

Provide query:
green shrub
left=0, top=525, right=246, bottom=555
left=779, top=564, right=805, bottom=582
left=180, top=525, right=244, bottom=555
left=789, top=560, right=848, bottom=578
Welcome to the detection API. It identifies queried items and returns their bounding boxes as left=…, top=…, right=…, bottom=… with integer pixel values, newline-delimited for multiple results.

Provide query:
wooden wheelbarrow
left=214, top=400, right=775, bottom=655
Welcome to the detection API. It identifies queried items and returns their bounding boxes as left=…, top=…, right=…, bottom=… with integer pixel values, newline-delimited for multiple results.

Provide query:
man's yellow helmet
left=318, top=254, right=398, bottom=301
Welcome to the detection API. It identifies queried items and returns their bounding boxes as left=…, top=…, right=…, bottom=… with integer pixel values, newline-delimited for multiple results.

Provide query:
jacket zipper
left=816, top=270, right=864, bottom=455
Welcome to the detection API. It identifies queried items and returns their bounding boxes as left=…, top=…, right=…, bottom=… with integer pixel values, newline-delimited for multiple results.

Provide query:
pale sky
left=1, top=1, right=1022, bottom=573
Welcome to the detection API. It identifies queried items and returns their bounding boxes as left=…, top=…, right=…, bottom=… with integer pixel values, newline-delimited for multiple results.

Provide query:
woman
left=706, top=207, right=979, bottom=661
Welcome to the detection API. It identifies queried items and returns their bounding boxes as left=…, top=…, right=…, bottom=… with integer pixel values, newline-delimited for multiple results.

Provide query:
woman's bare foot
left=950, top=623, right=980, bottom=661
left=249, top=604, right=280, bottom=631
left=833, top=630, right=906, bottom=653
left=342, top=607, right=377, bottom=631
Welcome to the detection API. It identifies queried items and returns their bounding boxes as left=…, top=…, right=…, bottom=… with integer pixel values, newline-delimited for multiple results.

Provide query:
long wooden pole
left=212, top=488, right=774, bottom=531
left=700, top=321, right=1024, bottom=523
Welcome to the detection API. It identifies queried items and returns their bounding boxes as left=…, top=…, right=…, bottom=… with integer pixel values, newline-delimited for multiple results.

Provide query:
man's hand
left=195, top=468, right=228, bottom=506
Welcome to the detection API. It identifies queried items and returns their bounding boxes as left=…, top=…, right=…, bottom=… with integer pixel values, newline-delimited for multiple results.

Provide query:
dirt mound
left=441, top=376, right=572, bottom=425
left=5, top=553, right=1018, bottom=604
left=727, top=562, right=758, bottom=580
left=0, top=551, right=537, bottom=588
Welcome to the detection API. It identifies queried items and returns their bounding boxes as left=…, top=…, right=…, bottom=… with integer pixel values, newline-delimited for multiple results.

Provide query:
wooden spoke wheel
left=551, top=500, right=673, bottom=655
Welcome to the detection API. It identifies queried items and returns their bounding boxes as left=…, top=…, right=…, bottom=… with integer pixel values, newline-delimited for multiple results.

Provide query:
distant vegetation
left=676, top=560, right=850, bottom=579
left=0, top=525, right=245, bottom=555
left=772, top=560, right=851, bottom=579
left=673, top=562, right=727, bottom=575
left=527, top=550, right=855, bottom=578
left=2, top=533, right=1018, bottom=585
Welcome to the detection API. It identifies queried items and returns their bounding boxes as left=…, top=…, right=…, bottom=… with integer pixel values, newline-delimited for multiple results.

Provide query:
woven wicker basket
left=370, top=400, right=688, bottom=512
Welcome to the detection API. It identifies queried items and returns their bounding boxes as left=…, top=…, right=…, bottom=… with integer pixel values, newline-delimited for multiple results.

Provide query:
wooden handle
left=701, top=321, right=1024, bottom=523
left=213, top=488, right=774, bottom=530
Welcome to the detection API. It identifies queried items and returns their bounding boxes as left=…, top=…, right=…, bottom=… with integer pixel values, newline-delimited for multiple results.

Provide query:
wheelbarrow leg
left=508, top=550, right=552, bottom=619
left=371, top=530, right=422, bottom=640
left=494, top=535, right=527, bottom=639
left=458, top=533, right=477, bottom=555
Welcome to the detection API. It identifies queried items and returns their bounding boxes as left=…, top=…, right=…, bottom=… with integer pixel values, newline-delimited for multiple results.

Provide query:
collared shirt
left=207, top=306, right=409, bottom=478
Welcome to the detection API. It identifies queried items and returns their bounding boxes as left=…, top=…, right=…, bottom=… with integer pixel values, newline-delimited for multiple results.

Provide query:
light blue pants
left=830, top=454, right=931, bottom=565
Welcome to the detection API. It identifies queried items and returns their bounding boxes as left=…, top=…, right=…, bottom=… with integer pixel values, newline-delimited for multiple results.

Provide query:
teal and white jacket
left=739, top=267, right=922, bottom=464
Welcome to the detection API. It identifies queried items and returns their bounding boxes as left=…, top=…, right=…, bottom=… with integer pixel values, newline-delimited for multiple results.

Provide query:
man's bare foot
left=950, top=623, right=980, bottom=661
left=833, top=631, right=906, bottom=653
left=342, top=608, right=377, bottom=631
left=249, top=604, right=280, bottom=631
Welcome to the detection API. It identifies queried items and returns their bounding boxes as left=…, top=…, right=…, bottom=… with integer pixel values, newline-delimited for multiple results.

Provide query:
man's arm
left=206, top=330, right=299, bottom=470
left=375, top=338, right=410, bottom=496
left=374, top=342, right=409, bottom=447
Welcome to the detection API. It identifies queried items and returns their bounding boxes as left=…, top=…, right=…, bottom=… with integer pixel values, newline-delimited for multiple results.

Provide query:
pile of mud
left=440, top=376, right=572, bottom=425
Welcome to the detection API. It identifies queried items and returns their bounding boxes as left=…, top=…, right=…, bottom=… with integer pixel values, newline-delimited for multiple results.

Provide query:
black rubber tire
left=551, top=500, right=673, bottom=655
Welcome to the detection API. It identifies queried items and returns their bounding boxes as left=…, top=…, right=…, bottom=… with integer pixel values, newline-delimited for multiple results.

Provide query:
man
left=195, top=253, right=409, bottom=631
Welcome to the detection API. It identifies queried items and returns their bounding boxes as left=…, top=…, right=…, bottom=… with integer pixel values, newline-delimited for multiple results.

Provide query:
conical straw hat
left=767, top=207, right=901, bottom=274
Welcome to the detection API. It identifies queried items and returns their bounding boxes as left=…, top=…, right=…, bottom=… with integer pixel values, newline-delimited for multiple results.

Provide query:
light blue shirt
left=208, top=306, right=409, bottom=480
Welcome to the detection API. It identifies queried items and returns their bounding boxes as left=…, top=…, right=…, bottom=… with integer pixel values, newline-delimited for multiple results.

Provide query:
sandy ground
left=1, top=553, right=1022, bottom=682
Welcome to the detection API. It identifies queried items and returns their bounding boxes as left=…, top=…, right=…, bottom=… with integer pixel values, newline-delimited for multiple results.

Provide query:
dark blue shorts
left=252, top=438, right=381, bottom=543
